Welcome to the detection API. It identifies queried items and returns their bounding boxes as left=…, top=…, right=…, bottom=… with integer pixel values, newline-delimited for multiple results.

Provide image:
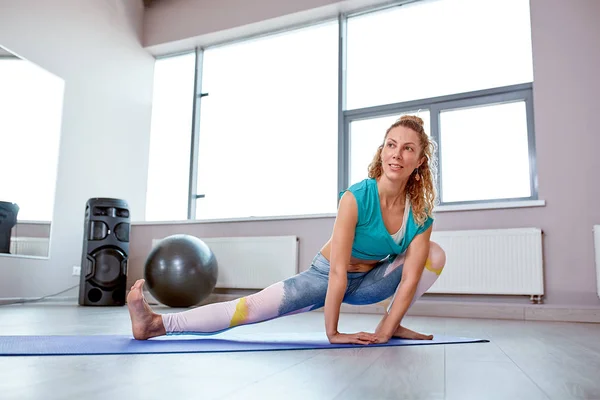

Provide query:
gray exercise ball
left=144, top=234, right=218, bottom=307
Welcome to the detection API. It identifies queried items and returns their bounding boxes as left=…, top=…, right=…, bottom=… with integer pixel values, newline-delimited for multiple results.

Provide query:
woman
left=127, top=115, right=446, bottom=345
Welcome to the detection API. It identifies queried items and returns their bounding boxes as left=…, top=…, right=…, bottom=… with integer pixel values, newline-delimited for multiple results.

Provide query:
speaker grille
left=114, top=222, right=130, bottom=242
left=91, top=248, right=125, bottom=285
left=89, top=221, right=108, bottom=240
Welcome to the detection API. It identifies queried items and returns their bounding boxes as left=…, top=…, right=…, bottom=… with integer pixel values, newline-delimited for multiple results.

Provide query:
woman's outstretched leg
left=127, top=257, right=330, bottom=340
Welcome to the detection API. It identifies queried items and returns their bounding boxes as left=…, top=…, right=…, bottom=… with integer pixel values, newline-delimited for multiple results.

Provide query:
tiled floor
left=1, top=303, right=599, bottom=399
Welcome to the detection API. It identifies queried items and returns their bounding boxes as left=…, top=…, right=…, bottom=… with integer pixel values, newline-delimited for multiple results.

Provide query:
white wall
left=0, top=0, right=155, bottom=299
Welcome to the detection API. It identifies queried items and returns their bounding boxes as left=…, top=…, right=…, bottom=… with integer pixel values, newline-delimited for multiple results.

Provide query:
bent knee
left=425, top=241, right=446, bottom=274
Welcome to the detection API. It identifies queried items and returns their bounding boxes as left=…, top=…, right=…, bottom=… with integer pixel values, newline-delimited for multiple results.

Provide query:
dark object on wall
left=78, top=198, right=130, bottom=306
left=0, top=202, right=19, bottom=254
left=144, top=234, right=218, bottom=307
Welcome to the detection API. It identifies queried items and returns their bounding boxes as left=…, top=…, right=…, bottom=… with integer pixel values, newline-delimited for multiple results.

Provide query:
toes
left=133, top=279, right=145, bottom=290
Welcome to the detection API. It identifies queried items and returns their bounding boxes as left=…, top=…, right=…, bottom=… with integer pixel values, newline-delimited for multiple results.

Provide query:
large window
left=346, top=0, right=533, bottom=110
left=439, top=100, right=533, bottom=203
left=194, top=22, right=339, bottom=219
left=146, top=0, right=537, bottom=221
left=344, top=0, right=536, bottom=206
left=145, top=52, right=196, bottom=221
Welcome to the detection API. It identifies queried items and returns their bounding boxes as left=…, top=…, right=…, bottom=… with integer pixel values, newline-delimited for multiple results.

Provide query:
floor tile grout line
left=215, top=349, right=326, bottom=400
left=490, top=332, right=552, bottom=400
left=332, top=347, right=388, bottom=400
left=443, top=344, right=447, bottom=400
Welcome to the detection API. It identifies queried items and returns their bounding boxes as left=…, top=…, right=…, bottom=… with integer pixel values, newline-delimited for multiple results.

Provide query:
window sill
left=132, top=213, right=338, bottom=226
left=435, top=199, right=546, bottom=212
left=134, top=199, right=545, bottom=225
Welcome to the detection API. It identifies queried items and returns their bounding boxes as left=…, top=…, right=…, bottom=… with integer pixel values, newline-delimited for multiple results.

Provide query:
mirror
left=0, top=45, right=64, bottom=258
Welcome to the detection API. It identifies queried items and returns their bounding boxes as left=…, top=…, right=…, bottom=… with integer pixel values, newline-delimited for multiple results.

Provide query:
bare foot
left=127, top=279, right=166, bottom=340
left=393, top=325, right=434, bottom=340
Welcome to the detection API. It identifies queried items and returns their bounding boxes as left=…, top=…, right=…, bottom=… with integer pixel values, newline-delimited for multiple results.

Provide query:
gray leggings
left=278, top=252, right=406, bottom=315
left=162, top=249, right=444, bottom=335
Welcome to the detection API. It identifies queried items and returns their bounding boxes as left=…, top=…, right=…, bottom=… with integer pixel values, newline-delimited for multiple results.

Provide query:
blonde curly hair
left=367, top=115, right=438, bottom=226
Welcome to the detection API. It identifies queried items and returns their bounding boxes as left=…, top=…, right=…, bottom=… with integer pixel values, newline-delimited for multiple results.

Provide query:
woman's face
left=380, top=126, right=424, bottom=182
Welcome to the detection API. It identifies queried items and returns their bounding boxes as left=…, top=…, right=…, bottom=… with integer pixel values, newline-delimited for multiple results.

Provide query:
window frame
left=187, top=47, right=204, bottom=220
left=341, top=83, right=539, bottom=207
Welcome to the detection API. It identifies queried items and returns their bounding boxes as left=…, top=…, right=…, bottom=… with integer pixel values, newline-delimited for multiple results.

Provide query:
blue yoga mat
left=0, top=332, right=488, bottom=356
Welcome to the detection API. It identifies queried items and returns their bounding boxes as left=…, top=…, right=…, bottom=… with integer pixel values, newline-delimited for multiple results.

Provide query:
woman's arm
left=375, top=225, right=433, bottom=341
left=324, top=191, right=375, bottom=345
left=324, top=192, right=355, bottom=337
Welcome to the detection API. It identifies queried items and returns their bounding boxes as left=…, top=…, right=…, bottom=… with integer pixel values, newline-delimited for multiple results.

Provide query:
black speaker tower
left=78, top=198, right=130, bottom=306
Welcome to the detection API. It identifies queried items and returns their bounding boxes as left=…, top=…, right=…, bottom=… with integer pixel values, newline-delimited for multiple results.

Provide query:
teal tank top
left=339, top=178, right=434, bottom=260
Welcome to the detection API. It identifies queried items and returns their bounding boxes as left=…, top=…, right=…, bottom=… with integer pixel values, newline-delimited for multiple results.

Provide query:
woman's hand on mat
left=327, top=331, right=377, bottom=345
left=371, top=317, right=395, bottom=344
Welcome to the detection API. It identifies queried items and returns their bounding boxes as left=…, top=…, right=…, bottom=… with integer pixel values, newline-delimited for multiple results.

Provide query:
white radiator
left=594, top=225, right=600, bottom=299
left=9, top=237, right=49, bottom=257
left=151, top=236, right=298, bottom=289
left=428, top=228, right=544, bottom=297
